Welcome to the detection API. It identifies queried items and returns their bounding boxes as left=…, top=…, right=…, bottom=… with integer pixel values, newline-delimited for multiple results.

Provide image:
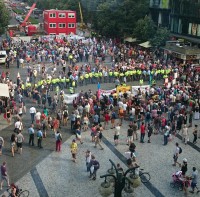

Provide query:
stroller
left=170, top=171, right=184, bottom=190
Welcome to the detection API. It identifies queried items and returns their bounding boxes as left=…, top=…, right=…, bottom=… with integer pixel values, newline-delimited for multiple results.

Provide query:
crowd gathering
left=0, top=35, right=199, bottom=196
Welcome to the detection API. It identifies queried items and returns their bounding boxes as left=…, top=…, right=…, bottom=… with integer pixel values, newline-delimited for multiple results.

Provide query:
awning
left=0, top=83, right=10, bottom=97
left=139, top=41, right=152, bottom=48
left=124, top=37, right=137, bottom=43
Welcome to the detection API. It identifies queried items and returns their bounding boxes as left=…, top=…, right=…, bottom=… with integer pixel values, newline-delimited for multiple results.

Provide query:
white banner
left=132, top=85, right=150, bottom=96
left=64, top=93, right=79, bottom=104
left=98, top=88, right=116, bottom=98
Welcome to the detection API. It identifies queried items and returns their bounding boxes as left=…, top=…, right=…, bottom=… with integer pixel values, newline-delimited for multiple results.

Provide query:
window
left=68, top=23, right=75, bottom=28
left=59, top=13, right=66, bottom=18
left=49, top=13, right=56, bottom=18
left=49, top=23, right=56, bottom=28
left=68, top=13, right=75, bottom=18
left=59, top=23, right=66, bottom=28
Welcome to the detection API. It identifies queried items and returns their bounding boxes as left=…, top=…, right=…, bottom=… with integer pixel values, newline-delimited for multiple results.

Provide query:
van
left=0, top=51, right=7, bottom=64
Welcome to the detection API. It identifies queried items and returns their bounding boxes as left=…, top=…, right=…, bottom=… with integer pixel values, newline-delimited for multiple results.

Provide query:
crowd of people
left=0, top=35, right=199, bottom=196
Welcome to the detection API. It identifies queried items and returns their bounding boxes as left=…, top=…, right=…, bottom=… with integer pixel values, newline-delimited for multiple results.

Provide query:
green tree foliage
left=0, top=1, right=9, bottom=35
left=133, top=16, right=156, bottom=41
left=93, top=0, right=149, bottom=38
left=150, top=27, right=170, bottom=47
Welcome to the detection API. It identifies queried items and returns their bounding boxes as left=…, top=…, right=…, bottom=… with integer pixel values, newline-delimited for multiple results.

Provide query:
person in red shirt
left=140, top=122, right=146, bottom=143
left=104, top=111, right=110, bottom=130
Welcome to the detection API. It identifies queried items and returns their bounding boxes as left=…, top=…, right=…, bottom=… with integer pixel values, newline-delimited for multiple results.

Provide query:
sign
left=98, top=88, right=116, bottom=99
left=132, top=85, right=150, bottom=96
left=116, top=86, right=131, bottom=94
left=64, top=93, right=79, bottom=104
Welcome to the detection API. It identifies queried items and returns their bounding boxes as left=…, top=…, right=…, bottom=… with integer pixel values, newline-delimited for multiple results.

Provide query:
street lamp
left=99, top=159, right=137, bottom=197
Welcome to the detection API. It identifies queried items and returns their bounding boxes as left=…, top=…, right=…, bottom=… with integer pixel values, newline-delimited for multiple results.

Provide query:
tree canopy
left=0, top=1, right=9, bottom=35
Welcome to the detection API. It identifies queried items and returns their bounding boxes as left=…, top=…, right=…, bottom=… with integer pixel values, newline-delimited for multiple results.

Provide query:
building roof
left=44, top=10, right=75, bottom=12
left=171, top=33, right=200, bottom=44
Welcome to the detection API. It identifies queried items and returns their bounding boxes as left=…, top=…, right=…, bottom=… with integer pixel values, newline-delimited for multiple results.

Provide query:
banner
left=132, top=85, right=150, bottom=96
left=64, top=93, right=79, bottom=104
left=116, top=86, right=131, bottom=94
left=98, top=88, right=116, bottom=99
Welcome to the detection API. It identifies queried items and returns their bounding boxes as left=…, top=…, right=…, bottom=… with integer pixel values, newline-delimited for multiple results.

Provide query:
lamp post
left=99, top=159, right=136, bottom=197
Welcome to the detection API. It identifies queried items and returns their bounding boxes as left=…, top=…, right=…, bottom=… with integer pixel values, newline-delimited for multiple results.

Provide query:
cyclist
left=10, top=183, right=19, bottom=197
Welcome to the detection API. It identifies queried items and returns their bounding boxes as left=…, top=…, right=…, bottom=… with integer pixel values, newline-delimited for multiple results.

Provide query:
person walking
left=85, top=150, right=92, bottom=172
left=94, top=128, right=104, bottom=150
left=10, top=133, right=16, bottom=157
left=37, top=128, right=43, bottom=148
left=55, top=131, right=62, bottom=152
left=0, top=162, right=10, bottom=190
left=0, top=137, right=4, bottom=155
left=163, top=125, right=170, bottom=146
left=28, top=124, right=35, bottom=146
left=140, top=122, right=145, bottom=143
left=114, top=123, right=120, bottom=146
left=147, top=123, right=153, bottom=143
left=16, top=131, right=24, bottom=154
left=70, top=139, right=78, bottom=163
left=193, top=125, right=198, bottom=144
left=127, top=125, right=134, bottom=146
left=182, top=124, right=189, bottom=145
left=89, top=155, right=100, bottom=180
left=172, top=142, right=181, bottom=167
left=190, top=167, right=200, bottom=194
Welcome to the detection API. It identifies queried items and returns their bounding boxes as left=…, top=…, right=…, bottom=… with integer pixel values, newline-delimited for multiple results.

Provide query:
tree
left=150, top=27, right=170, bottom=47
left=133, top=16, right=156, bottom=41
left=0, top=2, right=9, bottom=35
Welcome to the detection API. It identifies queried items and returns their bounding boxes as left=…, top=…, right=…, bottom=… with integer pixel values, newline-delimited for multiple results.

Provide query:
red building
left=44, top=10, right=76, bottom=35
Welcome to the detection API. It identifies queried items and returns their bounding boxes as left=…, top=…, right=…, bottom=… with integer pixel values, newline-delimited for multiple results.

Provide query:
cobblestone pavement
left=0, top=118, right=199, bottom=197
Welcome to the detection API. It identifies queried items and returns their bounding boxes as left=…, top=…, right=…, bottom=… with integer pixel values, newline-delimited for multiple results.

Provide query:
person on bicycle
left=10, top=183, right=19, bottom=197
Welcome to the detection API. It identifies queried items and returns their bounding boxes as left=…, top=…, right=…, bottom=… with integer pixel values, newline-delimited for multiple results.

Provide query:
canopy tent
left=124, top=37, right=137, bottom=43
left=0, top=83, right=9, bottom=97
left=139, top=41, right=152, bottom=48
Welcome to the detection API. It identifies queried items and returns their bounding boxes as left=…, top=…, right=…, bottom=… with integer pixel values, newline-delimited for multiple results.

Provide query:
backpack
left=119, top=108, right=124, bottom=116
left=63, top=110, right=68, bottom=118
left=179, top=147, right=182, bottom=154
left=112, top=112, right=116, bottom=119
left=57, top=134, right=62, bottom=142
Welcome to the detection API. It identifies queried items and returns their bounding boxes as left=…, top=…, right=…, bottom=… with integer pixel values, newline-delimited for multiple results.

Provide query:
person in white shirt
left=14, top=119, right=23, bottom=132
left=29, top=106, right=36, bottom=123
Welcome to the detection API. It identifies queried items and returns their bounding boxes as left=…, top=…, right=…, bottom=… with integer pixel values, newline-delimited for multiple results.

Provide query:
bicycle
left=7, top=188, right=29, bottom=197
left=129, top=168, right=151, bottom=183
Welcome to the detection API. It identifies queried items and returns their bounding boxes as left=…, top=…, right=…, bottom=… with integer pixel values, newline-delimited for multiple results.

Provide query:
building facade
left=149, top=0, right=171, bottom=27
left=44, top=10, right=76, bottom=35
left=170, top=0, right=200, bottom=40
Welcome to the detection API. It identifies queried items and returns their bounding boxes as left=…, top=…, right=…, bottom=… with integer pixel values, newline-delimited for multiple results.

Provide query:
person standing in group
left=140, top=122, right=145, bottom=143
left=16, top=130, right=24, bottom=154
left=55, top=131, right=62, bottom=152
left=190, top=167, right=200, bottom=194
left=28, top=124, right=35, bottom=146
left=70, top=139, right=78, bottom=163
left=132, top=121, right=138, bottom=141
left=114, top=123, right=120, bottom=146
left=163, top=124, right=170, bottom=146
left=89, top=155, right=100, bottom=180
left=0, top=137, right=4, bottom=155
left=0, top=162, right=10, bottom=190
left=193, top=125, right=198, bottom=144
left=37, top=128, right=43, bottom=149
left=172, top=142, right=181, bottom=167
left=29, top=106, right=36, bottom=124
left=85, top=150, right=92, bottom=172
left=10, top=133, right=16, bottom=157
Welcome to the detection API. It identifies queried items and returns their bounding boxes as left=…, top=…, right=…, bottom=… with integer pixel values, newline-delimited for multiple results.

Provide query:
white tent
left=124, top=37, right=137, bottom=43
left=0, top=83, right=10, bottom=97
left=139, top=41, right=152, bottom=48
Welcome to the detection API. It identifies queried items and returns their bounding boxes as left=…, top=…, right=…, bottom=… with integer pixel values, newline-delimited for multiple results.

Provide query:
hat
left=183, top=158, right=187, bottom=163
